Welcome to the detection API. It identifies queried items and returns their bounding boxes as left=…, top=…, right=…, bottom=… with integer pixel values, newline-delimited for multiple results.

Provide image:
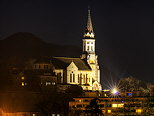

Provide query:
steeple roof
left=84, top=8, right=95, bottom=39
left=87, top=9, right=94, bottom=33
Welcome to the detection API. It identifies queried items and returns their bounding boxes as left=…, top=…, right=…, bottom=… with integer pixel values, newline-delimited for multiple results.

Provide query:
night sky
left=0, top=0, right=154, bottom=85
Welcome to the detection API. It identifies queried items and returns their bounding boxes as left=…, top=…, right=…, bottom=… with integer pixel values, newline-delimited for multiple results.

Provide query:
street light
left=112, top=88, right=119, bottom=95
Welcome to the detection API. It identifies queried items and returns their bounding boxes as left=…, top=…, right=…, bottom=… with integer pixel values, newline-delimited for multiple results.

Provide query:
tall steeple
left=81, top=8, right=102, bottom=90
left=82, top=8, right=96, bottom=54
left=84, top=8, right=95, bottom=39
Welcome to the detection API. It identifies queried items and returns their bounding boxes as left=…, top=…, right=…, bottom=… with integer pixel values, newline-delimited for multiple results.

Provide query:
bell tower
left=81, top=8, right=102, bottom=90
left=82, top=8, right=95, bottom=54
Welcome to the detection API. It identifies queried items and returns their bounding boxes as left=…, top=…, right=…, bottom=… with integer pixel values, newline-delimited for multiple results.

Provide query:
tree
left=36, top=85, right=83, bottom=116
left=85, top=98, right=104, bottom=116
left=65, top=84, right=83, bottom=98
left=119, top=76, right=149, bottom=96
left=36, top=86, right=66, bottom=116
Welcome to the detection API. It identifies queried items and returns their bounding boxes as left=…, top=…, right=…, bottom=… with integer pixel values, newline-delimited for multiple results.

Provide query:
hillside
left=0, top=32, right=81, bottom=58
left=0, top=32, right=81, bottom=90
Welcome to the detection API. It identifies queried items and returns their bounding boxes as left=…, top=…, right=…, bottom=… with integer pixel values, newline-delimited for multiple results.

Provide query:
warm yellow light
left=118, top=104, right=124, bottom=107
left=103, top=89, right=110, bottom=91
left=136, top=109, right=142, bottom=113
left=112, top=104, right=118, bottom=107
left=108, top=110, right=111, bottom=113
left=112, top=88, right=119, bottom=95
left=84, top=32, right=94, bottom=38
left=90, top=60, right=95, bottom=63
left=21, top=77, right=24, bottom=80
left=112, top=104, right=124, bottom=108
left=22, top=82, right=24, bottom=86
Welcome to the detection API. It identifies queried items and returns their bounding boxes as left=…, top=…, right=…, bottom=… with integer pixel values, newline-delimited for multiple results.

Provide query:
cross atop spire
left=84, top=7, right=95, bottom=39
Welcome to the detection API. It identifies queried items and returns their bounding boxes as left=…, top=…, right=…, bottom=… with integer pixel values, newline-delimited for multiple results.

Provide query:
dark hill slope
left=0, top=32, right=81, bottom=58
left=0, top=32, right=81, bottom=90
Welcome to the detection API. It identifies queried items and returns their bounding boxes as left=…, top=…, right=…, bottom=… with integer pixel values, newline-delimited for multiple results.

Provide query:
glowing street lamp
left=112, top=88, right=119, bottom=95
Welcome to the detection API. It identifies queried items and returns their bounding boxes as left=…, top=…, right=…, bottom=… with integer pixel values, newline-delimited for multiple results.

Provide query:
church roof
left=51, top=57, right=91, bottom=70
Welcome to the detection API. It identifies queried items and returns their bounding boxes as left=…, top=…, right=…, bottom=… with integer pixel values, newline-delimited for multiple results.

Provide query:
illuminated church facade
left=33, top=9, right=102, bottom=90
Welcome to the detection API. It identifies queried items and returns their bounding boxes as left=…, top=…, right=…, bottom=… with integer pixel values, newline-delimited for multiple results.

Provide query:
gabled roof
left=51, top=57, right=91, bottom=70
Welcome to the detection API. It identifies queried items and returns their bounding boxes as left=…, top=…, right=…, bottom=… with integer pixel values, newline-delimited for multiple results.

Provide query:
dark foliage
left=85, top=98, right=104, bottom=116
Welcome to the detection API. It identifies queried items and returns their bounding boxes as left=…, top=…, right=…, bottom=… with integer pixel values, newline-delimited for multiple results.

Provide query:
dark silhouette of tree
left=65, top=84, right=83, bottom=98
left=119, top=76, right=149, bottom=96
left=36, top=85, right=83, bottom=116
left=36, top=86, right=66, bottom=116
left=85, top=98, right=104, bottom=116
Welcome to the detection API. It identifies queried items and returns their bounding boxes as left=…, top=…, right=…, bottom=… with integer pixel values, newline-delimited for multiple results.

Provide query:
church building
left=33, top=9, right=102, bottom=90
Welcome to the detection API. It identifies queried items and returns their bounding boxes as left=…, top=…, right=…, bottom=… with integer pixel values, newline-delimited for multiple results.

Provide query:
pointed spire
left=84, top=7, right=95, bottom=39
left=87, top=7, right=94, bottom=33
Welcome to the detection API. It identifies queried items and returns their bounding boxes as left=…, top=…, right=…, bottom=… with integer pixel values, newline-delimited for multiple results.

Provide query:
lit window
left=108, top=110, right=111, bottom=113
left=118, top=104, right=124, bottom=107
left=90, top=60, right=95, bottom=63
left=112, top=104, right=124, bottom=108
left=136, top=109, right=142, bottom=113
left=22, top=82, right=24, bottom=86
left=21, top=77, right=24, bottom=80
left=52, top=82, right=56, bottom=85
left=112, top=104, right=118, bottom=107
left=46, top=82, right=51, bottom=86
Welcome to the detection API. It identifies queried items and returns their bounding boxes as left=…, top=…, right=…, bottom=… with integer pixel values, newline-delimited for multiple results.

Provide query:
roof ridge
left=53, top=57, right=80, bottom=59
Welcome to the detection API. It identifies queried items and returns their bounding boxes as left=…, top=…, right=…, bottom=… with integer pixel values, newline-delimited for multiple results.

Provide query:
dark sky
left=0, top=0, right=154, bottom=85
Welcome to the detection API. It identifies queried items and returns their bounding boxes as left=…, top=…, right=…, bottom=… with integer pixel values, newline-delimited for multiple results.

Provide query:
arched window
left=91, top=46, right=93, bottom=51
left=78, top=74, right=80, bottom=83
left=73, top=74, right=75, bottom=82
left=87, top=46, right=89, bottom=51
left=70, top=74, right=72, bottom=82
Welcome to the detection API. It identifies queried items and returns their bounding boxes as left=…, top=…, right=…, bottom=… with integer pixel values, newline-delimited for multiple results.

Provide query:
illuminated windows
left=21, top=77, right=24, bottom=80
left=112, top=104, right=124, bottom=108
left=22, top=82, right=24, bottom=86
left=108, top=110, right=111, bottom=113
left=136, top=109, right=142, bottom=113
left=90, top=60, right=95, bottom=63
left=46, top=82, right=51, bottom=86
